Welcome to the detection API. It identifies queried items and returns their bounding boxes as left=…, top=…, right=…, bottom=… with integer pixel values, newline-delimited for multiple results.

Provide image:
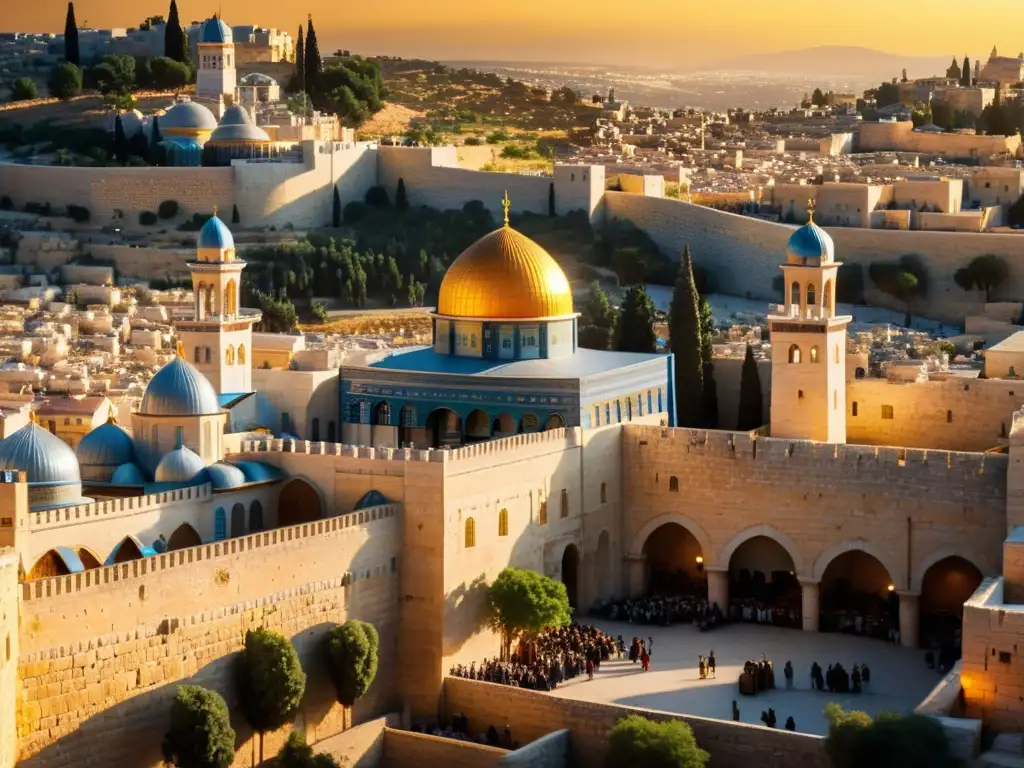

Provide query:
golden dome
left=436, top=226, right=574, bottom=319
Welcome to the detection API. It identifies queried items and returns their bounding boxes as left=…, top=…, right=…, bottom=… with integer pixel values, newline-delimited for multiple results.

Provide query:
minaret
left=176, top=213, right=260, bottom=395
left=195, top=15, right=236, bottom=116
left=768, top=200, right=852, bottom=444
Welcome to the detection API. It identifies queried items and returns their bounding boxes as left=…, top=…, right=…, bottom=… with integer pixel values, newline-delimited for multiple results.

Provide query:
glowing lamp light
left=887, top=584, right=895, bottom=592
left=695, top=556, right=704, bottom=565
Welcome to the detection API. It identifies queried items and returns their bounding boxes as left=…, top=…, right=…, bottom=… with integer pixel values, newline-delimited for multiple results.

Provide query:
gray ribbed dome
left=160, top=100, right=218, bottom=131
left=0, top=421, right=81, bottom=484
left=206, top=461, right=247, bottom=489
left=76, top=418, right=134, bottom=468
left=111, top=462, right=148, bottom=485
left=140, top=356, right=220, bottom=416
left=155, top=443, right=205, bottom=483
left=208, top=106, right=270, bottom=144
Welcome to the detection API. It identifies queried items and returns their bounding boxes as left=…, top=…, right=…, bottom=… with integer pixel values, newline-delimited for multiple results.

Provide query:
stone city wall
left=604, top=192, right=1024, bottom=324
left=846, top=377, right=1024, bottom=452
left=621, top=425, right=1007, bottom=590
left=441, top=677, right=829, bottom=768
left=19, top=504, right=399, bottom=653
left=961, top=578, right=1024, bottom=731
left=89, top=244, right=195, bottom=281
left=381, top=728, right=507, bottom=768
left=1, top=549, right=18, bottom=768
left=858, top=121, right=1021, bottom=158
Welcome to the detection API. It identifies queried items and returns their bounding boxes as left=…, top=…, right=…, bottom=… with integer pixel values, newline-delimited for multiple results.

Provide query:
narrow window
left=852, top=401, right=858, bottom=417
left=881, top=405, right=894, bottom=420
left=498, top=509, right=508, bottom=537
left=539, top=498, right=548, bottom=525
left=788, top=344, right=801, bottom=364
left=600, top=483, right=607, bottom=503
left=465, top=518, right=476, bottom=548
left=560, top=489, right=568, bottom=518
left=946, top=410, right=953, bottom=423
left=798, top=390, right=805, bottom=400
left=669, top=476, right=679, bottom=492
left=810, top=346, right=819, bottom=363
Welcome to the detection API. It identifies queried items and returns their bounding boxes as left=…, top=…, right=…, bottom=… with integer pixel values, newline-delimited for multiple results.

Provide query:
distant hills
left=705, top=46, right=955, bottom=81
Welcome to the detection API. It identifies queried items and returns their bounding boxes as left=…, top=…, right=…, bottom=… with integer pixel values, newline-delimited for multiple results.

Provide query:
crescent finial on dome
left=807, top=198, right=816, bottom=223
left=502, top=191, right=511, bottom=227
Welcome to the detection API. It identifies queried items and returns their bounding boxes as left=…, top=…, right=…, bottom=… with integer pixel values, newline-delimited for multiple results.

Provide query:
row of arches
left=638, top=519, right=985, bottom=649
left=194, top=280, right=238, bottom=320
left=787, top=343, right=840, bottom=365
left=788, top=278, right=834, bottom=316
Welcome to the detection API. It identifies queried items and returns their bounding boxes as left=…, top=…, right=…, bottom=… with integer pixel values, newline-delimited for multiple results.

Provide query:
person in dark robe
left=784, top=661, right=794, bottom=689
left=785, top=716, right=796, bottom=731
left=760, top=711, right=769, bottom=727
left=586, top=659, right=594, bottom=681
left=732, top=700, right=740, bottom=721
left=861, top=663, right=871, bottom=689
left=851, top=665, right=862, bottom=693
left=699, top=655, right=706, bottom=679
left=629, top=638, right=639, bottom=664
left=767, top=708, right=777, bottom=728
left=811, top=662, right=822, bottom=691
left=708, top=651, right=716, bottom=678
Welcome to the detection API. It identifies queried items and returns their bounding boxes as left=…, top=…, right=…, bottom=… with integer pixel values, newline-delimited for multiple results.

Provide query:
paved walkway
left=547, top=620, right=944, bottom=735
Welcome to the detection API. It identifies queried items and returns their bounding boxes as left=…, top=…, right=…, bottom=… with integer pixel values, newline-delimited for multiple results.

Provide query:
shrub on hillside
left=606, top=715, right=709, bottom=768
left=157, top=200, right=179, bottom=219
left=11, top=77, right=38, bottom=101
left=139, top=211, right=158, bottom=226
left=48, top=62, right=83, bottom=100
left=823, top=704, right=954, bottom=768
left=364, top=185, right=390, bottom=208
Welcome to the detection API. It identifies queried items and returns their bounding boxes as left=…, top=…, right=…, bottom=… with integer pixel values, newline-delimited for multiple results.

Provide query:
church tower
left=195, top=16, right=236, bottom=116
left=768, top=202, right=851, bottom=444
left=175, top=214, right=259, bottom=396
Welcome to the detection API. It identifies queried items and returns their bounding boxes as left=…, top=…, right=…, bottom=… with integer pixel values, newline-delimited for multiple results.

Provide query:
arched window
left=281, top=412, right=291, bottom=435
left=375, top=402, right=392, bottom=426
left=806, top=283, right=816, bottom=307
left=560, top=489, right=568, bottom=518
left=788, top=344, right=801, bottom=364
left=498, top=508, right=508, bottom=537
left=194, top=346, right=202, bottom=364
left=600, top=483, right=607, bottom=503
left=834, top=344, right=840, bottom=364
left=226, top=345, right=234, bottom=365
left=637, top=394, right=643, bottom=416
left=465, top=518, right=476, bottom=548
left=312, top=417, right=320, bottom=441
left=647, top=391, right=653, bottom=413
left=810, top=346, right=819, bottom=363
left=214, top=508, right=227, bottom=541
left=238, top=344, right=246, bottom=365
left=538, top=496, right=548, bottom=525
left=790, top=281, right=800, bottom=307
left=327, top=421, right=336, bottom=442
left=205, top=347, right=211, bottom=364
left=823, top=279, right=832, bottom=314
left=249, top=501, right=264, bottom=532
left=669, top=476, right=679, bottom=492
left=230, top=503, right=245, bottom=537
left=225, top=280, right=237, bottom=316
left=626, top=399, right=632, bottom=420
left=834, top=390, right=838, bottom=410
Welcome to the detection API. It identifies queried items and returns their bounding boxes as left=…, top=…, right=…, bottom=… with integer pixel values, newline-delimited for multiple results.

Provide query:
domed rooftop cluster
left=786, top=214, right=835, bottom=266
left=140, top=356, right=221, bottom=417
left=76, top=414, right=133, bottom=469
left=159, top=99, right=218, bottom=132
left=208, top=106, right=271, bottom=145
left=437, top=201, right=574, bottom=320
left=155, top=438, right=206, bottom=483
left=0, top=420, right=81, bottom=485
left=200, top=16, right=232, bottom=44
left=197, top=214, right=235, bottom=251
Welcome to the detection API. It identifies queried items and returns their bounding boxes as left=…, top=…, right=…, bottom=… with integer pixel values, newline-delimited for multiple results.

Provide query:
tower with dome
left=195, top=15, right=237, bottom=117
left=767, top=201, right=852, bottom=444
left=339, top=193, right=675, bottom=448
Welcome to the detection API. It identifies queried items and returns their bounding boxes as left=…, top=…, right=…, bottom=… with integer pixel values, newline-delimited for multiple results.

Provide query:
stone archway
left=27, top=550, right=72, bottom=581
left=168, top=523, right=202, bottom=551
left=817, top=545, right=898, bottom=638
left=465, top=409, right=490, bottom=442
left=641, top=522, right=706, bottom=596
left=75, top=547, right=102, bottom=570
left=426, top=408, right=462, bottom=448
left=719, top=525, right=805, bottom=577
left=110, top=536, right=146, bottom=564
left=278, top=478, right=324, bottom=527
left=727, top=535, right=799, bottom=619
left=919, top=555, right=983, bottom=653
left=562, top=543, right=580, bottom=609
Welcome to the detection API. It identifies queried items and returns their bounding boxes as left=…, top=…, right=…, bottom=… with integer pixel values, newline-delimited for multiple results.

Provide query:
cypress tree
left=305, top=15, right=322, bottom=98
left=113, top=115, right=128, bottom=164
left=737, top=343, right=764, bottom=431
left=231, top=204, right=240, bottom=224
left=395, top=178, right=408, bottom=211
left=946, top=57, right=960, bottom=80
left=151, top=115, right=162, bottom=144
left=698, top=298, right=718, bottom=428
left=669, top=245, right=704, bottom=428
left=548, top=182, right=556, bottom=216
left=295, top=25, right=305, bottom=92
left=165, top=0, right=188, bottom=63
left=962, top=56, right=971, bottom=87
left=332, top=185, right=341, bottom=227
left=613, top=284, right=657, bottom=353
left=64, top=2, right=80, bottom=66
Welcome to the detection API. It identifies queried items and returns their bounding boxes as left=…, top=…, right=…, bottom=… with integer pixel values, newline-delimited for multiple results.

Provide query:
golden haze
left=7, top=0, right=1024, bottom=65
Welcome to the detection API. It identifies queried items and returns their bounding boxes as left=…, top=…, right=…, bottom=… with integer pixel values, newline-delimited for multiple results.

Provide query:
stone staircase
left=976, top=733, right=1024, bottom=768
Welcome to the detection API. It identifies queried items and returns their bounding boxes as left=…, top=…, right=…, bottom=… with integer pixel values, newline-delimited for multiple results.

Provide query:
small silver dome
left=141, top=356, right=220, bottom=417
left=0, top=420, right=81, bottom=485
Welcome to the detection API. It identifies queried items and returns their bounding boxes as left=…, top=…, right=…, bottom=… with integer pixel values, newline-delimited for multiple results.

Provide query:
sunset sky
left=6, top=0, right=1024, bottom=67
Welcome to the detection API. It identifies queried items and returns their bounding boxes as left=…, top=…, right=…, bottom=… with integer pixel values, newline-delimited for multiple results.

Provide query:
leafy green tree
left=332, top=185, right=341, bottom=227
left=149, top=56, right=191, bottom=90
left=286, top=91, right=313, bottom=118
left=953, top=254, right=1010, bottom=301
left=324, top=620, right=379, bottom=730
left=48, top=61, right=83, bottom=99
left=407, top=278, right=425, bottom=307
left=11, top=78, right=37, bottom=101
left=874, top=81, right=900, bottom=108
left=310, top=301, right=329, bottom=324
left=946, top=56, right=961, bottom=79
left=162, top=685, right=236, bottom=768
left=395, top=178, right=409, bottom=211
left=823, top=704, right=954, bottom=768
left=164, top=0, right=189, bottom=63
left=612, top=246, right=646, bottom=285
left=304, top=15, right=322, bottom=97
left=669, top=246, right=704, bottom=427
left=578, top=325, right=612, bottom=350
left=811, top=87, right=826, bottom=107
left=254, top=290, right=299, bottom=333
left=606, top=715, right=709, bottom=768
left=698, top=299, right=717, bottom=428
left=614, top=284, right=657, bottom=353
left=113, top=115, right=129, bottom=164
left=869, top=255, right=928, bottom=326
left=487, top=567, right=571, bottom=659
left=64, top=2, right=80, bottom=65
left=294, top=25, right=305, bottom=91
left=580, top=280, right=615, bottom=331
left=315, top=56, right=386, bottom=125
left=91, top=54, right=136, bottom=95
left=235, top=628, right=307, bottom=764
left=267, top=732, right=340, bottom=768
left=737, top=344, right=763, bottom=431
left=962, top=56, right=972, bottom=86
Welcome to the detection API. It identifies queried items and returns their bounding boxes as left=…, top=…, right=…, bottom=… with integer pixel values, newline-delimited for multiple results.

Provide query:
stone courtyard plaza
left=548, top=621, right=939, bottom=735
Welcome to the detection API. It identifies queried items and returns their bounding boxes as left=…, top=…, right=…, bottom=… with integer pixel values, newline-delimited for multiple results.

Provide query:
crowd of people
left=409, top=716, right=519, bottom=749
left=737, top=655, right=775, bottom=695
left=597, top=594, right=727, bottom=631
left=449, top=622, right=617, bottom=691
left=809, top=661, right=871, bottom=693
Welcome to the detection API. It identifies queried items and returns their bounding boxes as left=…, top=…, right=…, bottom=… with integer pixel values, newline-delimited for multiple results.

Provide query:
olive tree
left=606, top=714, right=709, bottom=768
left=324, top=620, right=379, bottom=730
left=162, top=685, right=236, bottom=768
left=487, top=567, right=571, bottom=660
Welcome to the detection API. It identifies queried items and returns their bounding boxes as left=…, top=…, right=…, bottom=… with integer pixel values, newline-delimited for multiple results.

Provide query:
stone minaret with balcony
left=768, top=202, right=852, bottom=443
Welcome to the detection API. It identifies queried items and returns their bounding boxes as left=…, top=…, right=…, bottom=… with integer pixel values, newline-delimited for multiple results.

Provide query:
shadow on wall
left=17, top=536, right=398, bottom=767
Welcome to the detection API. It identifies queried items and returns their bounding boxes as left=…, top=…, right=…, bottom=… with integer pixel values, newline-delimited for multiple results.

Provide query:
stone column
left=898, top=591, right=920, bottom=649
left=706, top=568, right=728, bottom=612
left=800, top=579, right=820, bottom=633
left=623, top=554, right=647, bottom=598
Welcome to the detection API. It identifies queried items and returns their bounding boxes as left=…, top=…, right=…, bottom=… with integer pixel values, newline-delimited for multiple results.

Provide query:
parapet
left=27, top=484, right=213, bottom=532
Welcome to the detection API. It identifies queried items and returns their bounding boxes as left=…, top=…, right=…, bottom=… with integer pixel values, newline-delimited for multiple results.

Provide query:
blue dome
left=154, top=443, right=205, bottom=483
left=786, top=220, right=834, bottom=266
left=0, top=421, right=80, bottom=485
left=111, top=462, right=148, bottom=485
left=200, top=17, right=232, bottom=44
left=354, top=490, right=388, bottom=509
left=76, top=418, right=134, bottom=468
left=206, top=461, right=247, bottom=489
left=160, top=100, right=218, bottom=131
left=197, top=215, right=234, bottom=250
left=141, top=357, right=220, bottom=416
left=233, top=460, right=285, bottom=484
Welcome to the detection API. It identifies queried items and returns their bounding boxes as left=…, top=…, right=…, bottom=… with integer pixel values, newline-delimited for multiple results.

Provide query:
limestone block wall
left=14, top=233, right=79, bottom=274
left=961, top=579, right=1024, bottom=731
left=442, top=677, right=829, bottom=768
left=19, top=505, right=400, bottom=653
left=846, top=377, right=1024, bottom=452
left=89, top=244, right=195, bottom=281
left=858, top=121, right=1020, bottom=159
left=621, top=425, right=1007, bottom=591
left=604, top=192, right=1024, bottom=324
left=382, top=729, right=506, bottom=768
left=0, top=549, right=17, bottom=768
